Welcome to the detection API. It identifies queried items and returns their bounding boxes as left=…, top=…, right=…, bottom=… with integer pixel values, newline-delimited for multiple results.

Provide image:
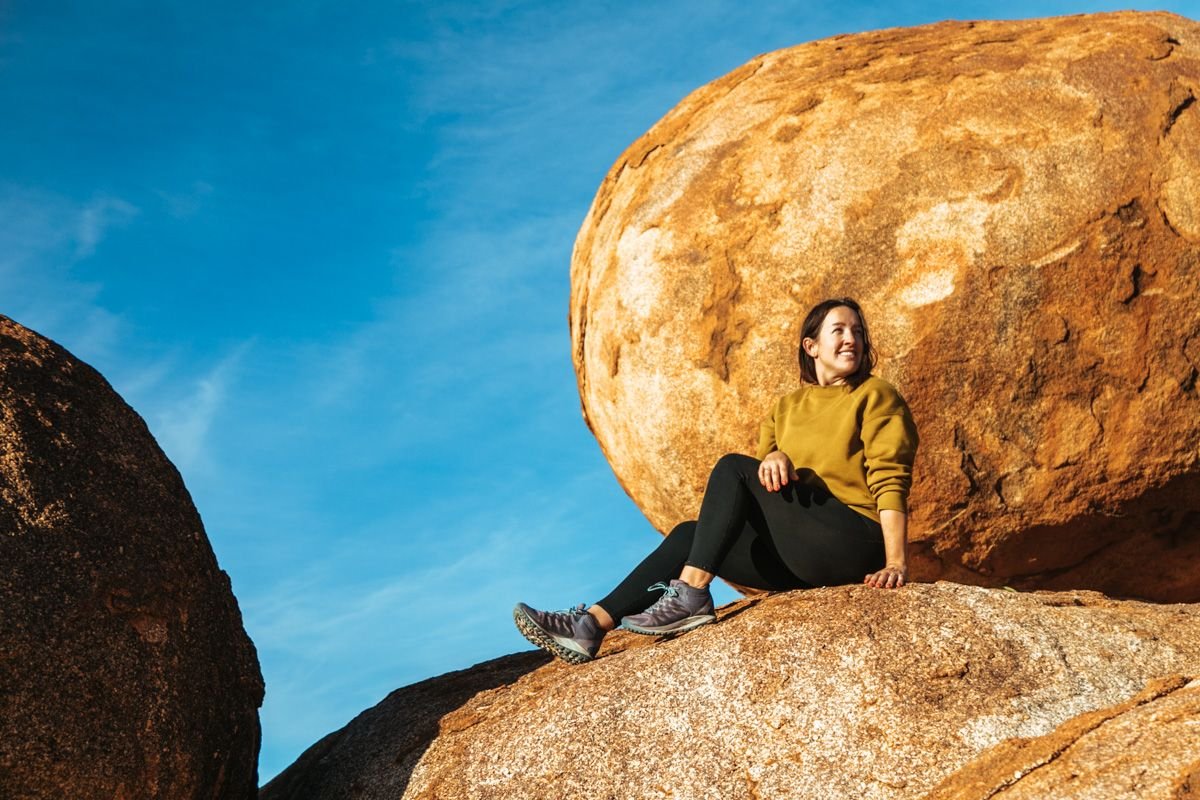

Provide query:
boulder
left=924, top=674, right=1200, bottom=800
left=0, top=316, right=263, bottom=799
left=568, top=11, right=1200, bottom=601
left=261, top=583, right=1200, bottom=800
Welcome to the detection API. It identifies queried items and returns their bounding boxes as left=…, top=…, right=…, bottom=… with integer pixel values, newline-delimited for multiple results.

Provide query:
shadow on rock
left=259, top=650, right=551, bottom=800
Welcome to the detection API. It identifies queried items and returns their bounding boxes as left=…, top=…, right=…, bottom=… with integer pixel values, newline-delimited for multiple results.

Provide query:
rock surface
left=261, top=583, right=1200, bottom=800
left=924, top=674, right=1200, bottom=800
left=0, top=316, right=263, bottom=799
left=568, top=11, right=1200, bottom=601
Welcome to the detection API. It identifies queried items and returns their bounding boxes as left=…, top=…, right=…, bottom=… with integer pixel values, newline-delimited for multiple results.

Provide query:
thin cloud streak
left=152, top=343, right=251, bottom=474
left=0, top=186, right=250, bottom=472
left=0, top=185, right=129, bottom=365
left=155, top=180, right=214, bottom=218
left=75, top=195, right=139, bottom=259
left=247, top=464, right=652, bottom=759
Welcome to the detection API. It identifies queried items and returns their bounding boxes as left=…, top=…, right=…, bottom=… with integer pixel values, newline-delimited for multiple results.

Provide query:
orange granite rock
left=923, top=674, right=1200, bottom=800
left=261, top=583, right=1200, bottom=800
left=568, top=11, right=1200, bottom=601
left=0, top=316, right=263, bottom=800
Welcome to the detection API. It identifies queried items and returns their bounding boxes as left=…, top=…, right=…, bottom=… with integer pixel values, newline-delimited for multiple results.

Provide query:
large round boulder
left=0, top=316, right=263, bottom=799
left=261, top=583, right=1200, bottom=800
left=569, top=11, right=1200, bottom=601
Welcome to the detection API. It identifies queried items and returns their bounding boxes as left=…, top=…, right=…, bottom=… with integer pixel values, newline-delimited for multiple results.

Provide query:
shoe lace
left=642, top=582, right=680, bottom=612
left=550, top=603, right=587, bottom=618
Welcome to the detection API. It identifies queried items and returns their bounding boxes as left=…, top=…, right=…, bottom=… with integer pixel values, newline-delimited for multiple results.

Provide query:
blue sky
left=3, top=0, right=1196, bottom=783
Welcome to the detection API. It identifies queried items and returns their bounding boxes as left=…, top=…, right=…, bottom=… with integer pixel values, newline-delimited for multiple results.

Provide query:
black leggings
left=596, top=453, right=885, bottom=620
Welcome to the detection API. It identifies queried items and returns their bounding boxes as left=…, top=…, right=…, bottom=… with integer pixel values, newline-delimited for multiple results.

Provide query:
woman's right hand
left=759, top=451, right=799, bottom=492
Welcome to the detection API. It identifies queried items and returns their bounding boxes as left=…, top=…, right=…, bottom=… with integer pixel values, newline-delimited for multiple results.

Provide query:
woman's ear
left=801, top=337, right=818, bottom=357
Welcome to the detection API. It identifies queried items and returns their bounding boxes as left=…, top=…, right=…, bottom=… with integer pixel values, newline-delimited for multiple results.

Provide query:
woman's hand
left=865, top=509, right=908, bottom=589
left=758, top=451, right=799, bottom=492
left=863, top=564, right=906, bottom=589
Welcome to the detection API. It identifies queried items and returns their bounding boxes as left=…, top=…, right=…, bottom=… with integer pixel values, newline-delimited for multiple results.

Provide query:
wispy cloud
left=246, top=462, right=646, bottom=757
left=0, top=186, right=122, bottom=360
left=0, top=184, right=254, bottom=478
left=155, top=180, right=214, bottom=218
left=0, top=184, right=73, bottom=274
left=152, top=343, right=251, bottom=474
left=75, top=194, right=139, bottom=259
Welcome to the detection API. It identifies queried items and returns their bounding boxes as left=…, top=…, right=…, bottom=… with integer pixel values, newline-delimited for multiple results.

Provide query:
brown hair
left=797, top=297, right=876, bottom=385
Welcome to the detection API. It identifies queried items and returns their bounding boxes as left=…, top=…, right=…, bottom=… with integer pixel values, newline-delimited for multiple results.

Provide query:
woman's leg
left=597, top=453, right=885, bottom=622
left=595, top=452, right=812, bottom=618
left=592, top=521, right=701, bottom=622
left=692, top=453, right=885, bottom=587
left=515, top=523, right=721, bottom=663
left=517, top=452, right=886, bottom=660
left=594, top=497, right=810, bottom=622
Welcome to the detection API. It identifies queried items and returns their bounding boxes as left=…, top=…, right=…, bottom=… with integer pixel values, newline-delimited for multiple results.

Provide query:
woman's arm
left=864, top=508, right=907, bottom=588
left=755, top=401, right=779, bottom=460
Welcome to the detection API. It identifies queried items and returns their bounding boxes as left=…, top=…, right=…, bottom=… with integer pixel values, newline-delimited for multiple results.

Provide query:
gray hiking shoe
left=620, top=579, right=717, bottom=635
left=513, top=602, right=605, bottom=664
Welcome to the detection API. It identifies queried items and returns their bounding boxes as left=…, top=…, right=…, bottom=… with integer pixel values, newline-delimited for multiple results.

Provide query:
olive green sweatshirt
left=755, top=375, right=918, bottom=522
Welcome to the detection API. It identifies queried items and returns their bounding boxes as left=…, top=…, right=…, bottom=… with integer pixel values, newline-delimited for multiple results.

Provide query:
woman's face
left=803, top=305, right=863, bottom=385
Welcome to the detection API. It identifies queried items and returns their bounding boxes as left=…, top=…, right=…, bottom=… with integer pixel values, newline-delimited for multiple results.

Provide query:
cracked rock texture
left=569, top=11, right=1200, bottom=602
left=260, top=583, right=1200, bottom=800
left=925, top=674, right=1200, bottom=800
left=0, top=316, right=264, bottom=799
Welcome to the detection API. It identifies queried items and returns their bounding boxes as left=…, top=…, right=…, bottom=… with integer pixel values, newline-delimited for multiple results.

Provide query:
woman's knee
left=709, top=452, right=756, bottom=484
left=661, top=520, right=697, bottom=555
left=667, top=520, right=696, bottom=541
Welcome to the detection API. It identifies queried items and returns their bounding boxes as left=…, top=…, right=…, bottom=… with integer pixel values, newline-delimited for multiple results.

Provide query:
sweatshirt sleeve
left=860, top=389, right=919, bottom=513
left=755, top=400, right=778, bottom=460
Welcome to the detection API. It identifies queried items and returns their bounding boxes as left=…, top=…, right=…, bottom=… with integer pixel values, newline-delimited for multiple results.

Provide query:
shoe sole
left=512, top=605, right=594, bottom=665
left=622, top=614, right=717, bottom=636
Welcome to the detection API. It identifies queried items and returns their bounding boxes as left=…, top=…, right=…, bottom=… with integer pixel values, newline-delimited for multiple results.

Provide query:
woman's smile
left=805, top=305, right=865, bottom=385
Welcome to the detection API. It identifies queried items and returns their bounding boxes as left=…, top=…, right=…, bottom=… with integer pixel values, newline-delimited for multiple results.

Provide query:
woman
left=514, top=298, right=918, bottom=664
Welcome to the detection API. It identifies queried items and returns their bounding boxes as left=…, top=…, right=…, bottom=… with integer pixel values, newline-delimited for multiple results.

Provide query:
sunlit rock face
left=569, top=11, right=1200, bottom=601
left=925, top=674, right=1200, bottom=800
left=262, top=584, right=1200, bottom=800
left=0, top=316, right=263, bottom=799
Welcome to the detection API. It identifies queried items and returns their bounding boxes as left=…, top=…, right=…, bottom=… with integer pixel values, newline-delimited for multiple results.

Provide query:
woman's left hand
left=864, top=564, right=907, bottom=589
